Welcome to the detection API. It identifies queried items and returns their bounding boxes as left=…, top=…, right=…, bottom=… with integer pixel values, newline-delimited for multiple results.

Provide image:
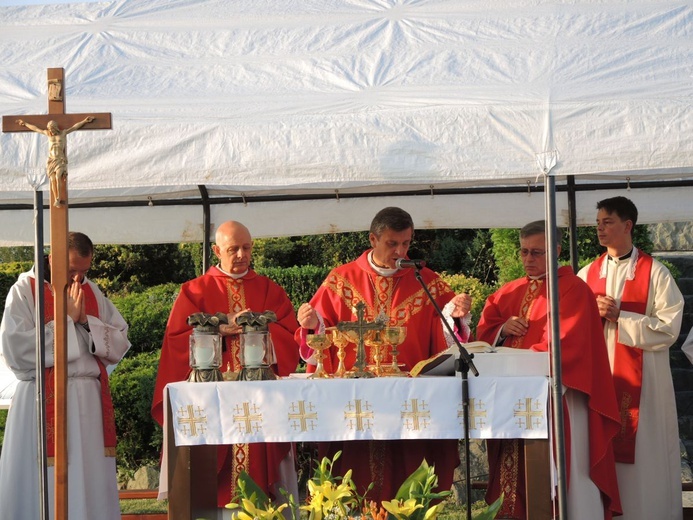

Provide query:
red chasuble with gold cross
left=151, top=266, right=300, bottom=506
left=299, top=250, right=460, bottom=503
left=476, top=266, right=622, bottom=520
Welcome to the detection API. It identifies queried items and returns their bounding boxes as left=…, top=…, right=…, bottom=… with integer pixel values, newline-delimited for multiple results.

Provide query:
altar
left=161, top=367, right=552, bottom=519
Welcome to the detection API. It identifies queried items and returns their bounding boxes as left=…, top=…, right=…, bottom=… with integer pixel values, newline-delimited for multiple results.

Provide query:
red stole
left=586, top=250, right=652, bottom=463
left=31, top=279, right=117, bottom=462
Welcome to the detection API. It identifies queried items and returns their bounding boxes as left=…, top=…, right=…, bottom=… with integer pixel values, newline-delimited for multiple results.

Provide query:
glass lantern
left=189, top=330, right=222, bottom=370
left=237, top=333, right=277, bottom=381
left=186, top=311, right=227, bottom=382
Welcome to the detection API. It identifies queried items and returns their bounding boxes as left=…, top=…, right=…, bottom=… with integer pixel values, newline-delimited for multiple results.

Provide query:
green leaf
left=236, top=470, right=271, bottom=508
left=394, top=459, right=431, bottom=501
left=473, top=493, right=504, bottom=520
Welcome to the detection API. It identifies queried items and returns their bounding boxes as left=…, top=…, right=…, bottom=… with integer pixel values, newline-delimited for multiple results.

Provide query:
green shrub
left=256, top=265, right=331, bottom=310
left=0, top=409, right=7, bottom=457
left=110, top=350, right=163, bottom=476
left=0, top=263, right=33, bottom=323
left=0, top=261, right=32, bottom=277
left=111, top=283, right=180, bottom=355
left=440, top=273, right=495, bottom=337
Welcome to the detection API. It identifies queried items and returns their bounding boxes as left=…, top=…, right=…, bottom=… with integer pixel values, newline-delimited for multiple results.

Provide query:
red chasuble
left=151, top=267, right=300, bottom=507
left=297, top=250, right=460, bottom=503
left=585, top=250, right=652, bottom=464
left=476, top=266, right=622, bottom=520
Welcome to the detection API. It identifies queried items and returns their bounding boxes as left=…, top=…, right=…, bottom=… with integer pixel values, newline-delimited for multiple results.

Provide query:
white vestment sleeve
left=617, top=261, right=684, bottom=352
left=85, top=279, right=131, bottom=366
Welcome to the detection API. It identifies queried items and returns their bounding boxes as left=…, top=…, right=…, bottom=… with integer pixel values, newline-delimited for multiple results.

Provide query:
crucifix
left=2, top=67, right=111, bottom=520
left=336, top=301, right=385, bottom=378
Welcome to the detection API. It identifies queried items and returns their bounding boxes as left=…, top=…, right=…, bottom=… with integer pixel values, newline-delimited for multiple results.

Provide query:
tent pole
left=33, top=187, right=50, bottom=520
left=198, top=185, right=211, bottom=272
left=545, top=174, right=568, bottom=518
left=567, top=176, right=579, bottom=272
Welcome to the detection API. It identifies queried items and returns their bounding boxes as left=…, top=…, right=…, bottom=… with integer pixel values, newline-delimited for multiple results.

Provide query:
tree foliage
left=90, top=243, right=201, bottom=294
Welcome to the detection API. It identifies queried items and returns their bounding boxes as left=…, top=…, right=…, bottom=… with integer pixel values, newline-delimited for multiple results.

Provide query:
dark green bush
left=110, top=350, right=163, bottom=476
left=256, top=265, right=331, bottom=310
left=110, top=283, right=180, bottom=355
left=0, top=263, right=33, bottom=322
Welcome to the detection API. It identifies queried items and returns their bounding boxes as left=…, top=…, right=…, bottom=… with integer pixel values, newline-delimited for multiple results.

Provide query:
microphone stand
left=412, top=268, right=478, bottom=520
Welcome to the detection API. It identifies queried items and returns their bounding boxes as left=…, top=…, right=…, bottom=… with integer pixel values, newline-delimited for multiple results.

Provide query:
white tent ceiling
left=1, top=0, right=692, bottom=245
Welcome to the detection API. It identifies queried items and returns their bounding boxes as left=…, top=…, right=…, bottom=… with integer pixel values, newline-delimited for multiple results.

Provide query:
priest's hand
left=219, top=309, right=248, bottom=336
left=450, top=293, right=472, bottom=318
left=67, top=280, right=86, bottom=324
left=297, top=303, right=319, bottom=330
left=596, top=295, right=620, bottom=322
left=501, top=316, right=528, bottom=338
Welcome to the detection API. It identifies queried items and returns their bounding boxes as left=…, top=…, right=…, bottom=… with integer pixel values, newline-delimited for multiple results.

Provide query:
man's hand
left=501, top=316, right=529, bottom=338
left=218, top=309, right=248, bottom=336
left=297, top=303, right=319, bottom=330
left=596, top=295, right=620, bottom=322
left=450, top=293, right=472, bottom=318
left=67, top=280, right=86, bottom=324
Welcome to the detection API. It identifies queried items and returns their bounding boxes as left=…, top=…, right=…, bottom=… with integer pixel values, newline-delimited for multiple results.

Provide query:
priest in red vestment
left=476, top=220, right=622, bottom=520
left=152, top=221, right=300, bottom=508
left=296, top=207, right=473, bottom=504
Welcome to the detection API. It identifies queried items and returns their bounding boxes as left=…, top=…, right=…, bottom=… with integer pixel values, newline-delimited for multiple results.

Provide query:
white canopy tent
left=0, top=0, right=691, bottom=245
left=1, top=1, right=692, bottom=515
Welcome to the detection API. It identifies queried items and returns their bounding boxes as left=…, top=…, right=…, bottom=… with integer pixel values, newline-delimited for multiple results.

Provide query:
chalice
left=364, top=329, right=386, bottom=376
left=382, top=326, right=407, bottom=377
left=306, top=333, right=332, bottom=379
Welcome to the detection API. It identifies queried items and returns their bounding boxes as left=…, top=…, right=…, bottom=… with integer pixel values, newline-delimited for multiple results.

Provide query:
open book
left=409, top=341, right=495, bottom=377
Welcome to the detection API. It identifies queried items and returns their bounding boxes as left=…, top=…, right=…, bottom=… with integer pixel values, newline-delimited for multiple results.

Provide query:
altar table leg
left=167, top=399, right=218, bottom=520
left=524, top=439, right=552, bottom=519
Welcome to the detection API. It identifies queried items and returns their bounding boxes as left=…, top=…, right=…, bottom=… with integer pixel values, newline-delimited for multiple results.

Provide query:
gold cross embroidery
left=288, top=400, right=318, bottom=432
left=177, top=404, right=208, bottom=437
left=618, top=392, right=633, bottom=435
left=344, top=399, right=374, bottom=431
left=401, top=399, right=430, bottom=431
left=513, top=398, right=544, bottom=430
left=458, top=398, right=488, bottom=430
left=233, top=401, right=263, bottom=434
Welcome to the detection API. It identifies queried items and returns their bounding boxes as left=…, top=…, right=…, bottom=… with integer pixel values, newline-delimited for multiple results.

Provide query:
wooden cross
left=2, top=68, right=111, bottom=520
left=337, top=301, right=385, bottom=378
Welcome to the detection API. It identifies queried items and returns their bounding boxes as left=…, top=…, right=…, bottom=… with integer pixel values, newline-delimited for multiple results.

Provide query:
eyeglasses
left=519, top=249, right=546, bottom=258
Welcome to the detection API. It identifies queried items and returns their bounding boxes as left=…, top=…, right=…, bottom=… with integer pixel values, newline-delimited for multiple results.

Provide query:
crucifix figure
left=336, top=301, right=385, bottom=378
left=15, top=117, right=94, bottom=207
left=2, top=68, right=111, bottom=520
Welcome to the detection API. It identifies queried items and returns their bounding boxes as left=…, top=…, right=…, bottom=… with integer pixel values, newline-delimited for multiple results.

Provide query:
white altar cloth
left=166, top=375, right=549, bottom=447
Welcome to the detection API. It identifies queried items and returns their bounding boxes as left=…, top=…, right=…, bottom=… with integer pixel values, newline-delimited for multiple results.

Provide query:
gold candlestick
left=328, top=328, right=350, bottom=378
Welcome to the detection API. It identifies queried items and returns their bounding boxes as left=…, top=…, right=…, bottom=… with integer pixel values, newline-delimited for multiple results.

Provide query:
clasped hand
left=218, top=308, right=249, bottom=336
left=67, top=280, right=86, bottom=324
left=596, top=295, right=620, bottom=322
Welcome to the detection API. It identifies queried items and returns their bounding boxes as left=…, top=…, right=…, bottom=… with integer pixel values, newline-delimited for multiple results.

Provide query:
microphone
left=395, top=258, right=426, bottom=270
